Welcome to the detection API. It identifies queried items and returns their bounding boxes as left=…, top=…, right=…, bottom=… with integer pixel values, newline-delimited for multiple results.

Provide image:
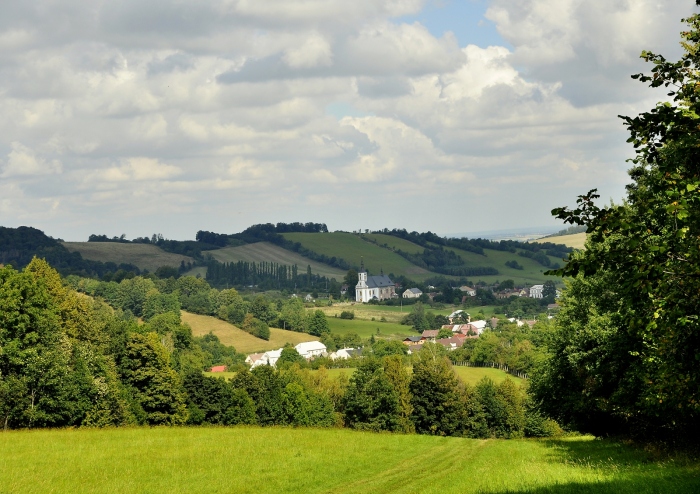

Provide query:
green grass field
left=62, top=242, right=195, bottom=271
left=363, top=233, right=425, bottom=254
left=182, top=311, right=316, bottom=354
left=1, top=427, right=698, bottom=493
left=208, top=242, right=346, bottom=280
left=534, top=232, right=588, bottom=249
left=326, top=315, right=413, bottom=338
left=282, top=232, right=432, bottom=279
left=453, top=366, right=525, bottom=387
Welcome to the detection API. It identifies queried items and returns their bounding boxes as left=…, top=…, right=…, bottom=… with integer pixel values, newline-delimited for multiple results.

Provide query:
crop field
left=62, top=242, right=195, bottom=272
left=182, top=311, right=315, bottom=354
left=207, top=242, right=346, bottom=279
left=282, top=232, right=432, bottom=279
left=2, top=427, right=698, bottom=494
left=534, top=232, right=587, bottom=249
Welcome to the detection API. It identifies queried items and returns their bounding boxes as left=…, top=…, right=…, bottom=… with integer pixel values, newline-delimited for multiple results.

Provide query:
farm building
left=402, top=288, right=422, bottom=299
left=295, top=341, right=327, bottom=359
left=210, top=365, right=227, bottom=373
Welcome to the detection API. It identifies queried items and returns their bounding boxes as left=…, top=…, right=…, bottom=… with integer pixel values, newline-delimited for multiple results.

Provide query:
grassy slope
left=453, top=366, right=525, bottom=387
left=363, top=233, right=425, bottom=254
left=181, top=311, right=315, bottom=354
left=434, top=243, right=564, bottom=285
left=326, top=316, right=413, bottom=338
left=62, top=242, right=195, bottom=272
left=2, top=428, right=698, bottom=494
left=282, top=232, right=431, bottom=279
left=534, top=232, right=587, bottom=249
left=208, top=242, right=346, bottom=279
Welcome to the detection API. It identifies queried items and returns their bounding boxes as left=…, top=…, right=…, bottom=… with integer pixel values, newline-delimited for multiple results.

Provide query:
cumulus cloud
left=0, top=0, right=695, bottom=239
left=0, top=142, right=62, bottom=177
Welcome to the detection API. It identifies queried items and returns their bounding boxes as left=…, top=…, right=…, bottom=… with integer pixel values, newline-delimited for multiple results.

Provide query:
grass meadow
left=62, top=242, right=195, bottom=272
left=452, top=366, right=525, bottom=387
left=182, top=311, right=316, bottom=354
left=1, top=427, right=698, bottom=494
left=325, top=316, right=413, bottom=338
left=208, top=242, right=346, bottom=280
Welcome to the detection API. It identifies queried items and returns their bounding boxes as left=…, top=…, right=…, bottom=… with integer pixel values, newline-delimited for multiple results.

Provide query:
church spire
left=360, top=257, right=365, bottom=273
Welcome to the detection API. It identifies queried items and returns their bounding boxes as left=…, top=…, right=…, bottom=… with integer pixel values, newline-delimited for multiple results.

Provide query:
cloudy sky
left=0, top=0, right=695, bottom=241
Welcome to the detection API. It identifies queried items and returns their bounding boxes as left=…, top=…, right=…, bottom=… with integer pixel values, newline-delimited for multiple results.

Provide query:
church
left=355, top=261, right=396, bottom=302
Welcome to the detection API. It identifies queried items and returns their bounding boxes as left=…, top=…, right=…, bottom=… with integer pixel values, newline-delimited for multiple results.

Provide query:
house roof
left=210, top=365, right=227, bottom=372
left=422, top=330, right=439, bottom=338
left=295, top=341, right=327, bottom=354
left=436, top=337, right=464, bottom=349
left=246, top=353, right=265, bottom=362
left=403, top=336, right=423, bottom=343
left=366, top=274, right=394, bottom=288
left=406, top=287, right=422, bottom=294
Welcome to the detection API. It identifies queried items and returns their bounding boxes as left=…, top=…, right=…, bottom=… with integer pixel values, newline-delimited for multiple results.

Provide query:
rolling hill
left=181, top=311, right=316, bottom=353
left=62, top=242, right=195, bottom=272
left=282, top=232, right=431, bottom=279
left=208, top=242, right=346, bottom=279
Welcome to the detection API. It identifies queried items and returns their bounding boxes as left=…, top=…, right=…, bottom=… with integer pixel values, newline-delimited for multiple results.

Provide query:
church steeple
left=360, top=257, right=366, bottom=273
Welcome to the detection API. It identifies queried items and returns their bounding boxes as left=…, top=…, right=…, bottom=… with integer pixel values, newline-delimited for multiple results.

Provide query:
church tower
left=356, top=257, right=368, bottom=302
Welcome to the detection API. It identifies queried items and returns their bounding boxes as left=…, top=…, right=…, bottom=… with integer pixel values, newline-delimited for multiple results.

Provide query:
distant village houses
left=529, top=284, right=544, bottom=298
left=402, top=288, right=422, bottom=299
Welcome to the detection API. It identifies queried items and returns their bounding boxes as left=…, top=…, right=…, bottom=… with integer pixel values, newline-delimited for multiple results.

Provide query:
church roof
left=366, top=274, right=394, bottom=288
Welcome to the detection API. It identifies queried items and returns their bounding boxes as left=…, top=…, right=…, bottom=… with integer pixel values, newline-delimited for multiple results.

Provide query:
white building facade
left=530, top=284, right=544, bottom=298
left=355, top=262, right=396, bottom=302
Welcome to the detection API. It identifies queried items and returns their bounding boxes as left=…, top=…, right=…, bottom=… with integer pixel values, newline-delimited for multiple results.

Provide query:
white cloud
left=0, top=0, right=695, bottom=239
left=0, top=142, right=62, bottom=177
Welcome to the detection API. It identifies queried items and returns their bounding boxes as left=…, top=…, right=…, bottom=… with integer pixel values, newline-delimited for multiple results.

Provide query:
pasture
left=1, top=428, right=698, bottom=494
left=534, top=232, right=588, bottom=249
left=208, top=242, right=346, bottom=280
left=282, top=232, right=432, bottom=279
left=62, top=242, right=195, bottom=272
left=325, top=315, right=413, bottom=338
left=182, top=311, right=315, bottom=354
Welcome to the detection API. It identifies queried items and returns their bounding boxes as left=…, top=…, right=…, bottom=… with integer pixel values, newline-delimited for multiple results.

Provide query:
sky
left=0, top=0, right=696, bottom=241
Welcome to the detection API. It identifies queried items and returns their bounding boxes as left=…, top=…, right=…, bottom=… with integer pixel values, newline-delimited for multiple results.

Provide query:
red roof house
left=210, top=365, right=227, bottom=373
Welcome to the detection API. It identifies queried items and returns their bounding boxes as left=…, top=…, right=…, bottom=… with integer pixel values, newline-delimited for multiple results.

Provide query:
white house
left=330, top=348, right=354, bottom=360
left=355, top=261, right=396, bottom=302
left=530, top=284, right=544, bottom=298
left=468, top=320, right=487, bottom=334
left=295, top=341, right=327, bottom=359
left=249, top=348, right=283, bottom=368
left=403, top=288, right=422, bottom=299
left=448, top=309, right=470, bottom=323
left=459, top=286, right=477, bottom=296
left=245, top=353, right=265, bottom=367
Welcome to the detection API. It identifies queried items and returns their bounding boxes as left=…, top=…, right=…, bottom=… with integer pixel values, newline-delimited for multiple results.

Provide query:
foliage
left=543, top=14, right=700, bottom=441
left=306, top=310, right=330, bottom=337
left=342, top=358, right=402, bottom=432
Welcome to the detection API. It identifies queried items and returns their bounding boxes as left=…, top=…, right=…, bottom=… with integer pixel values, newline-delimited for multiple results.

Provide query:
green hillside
left=3, top=428, right=699, bottom=494
left=282, top=232, right=432, bottom=279
left=434, top=243, right=564, bottom=285
left=363, top=233, right=425, bottom=254
left=63, top=242, right=195, bottom=272
left=208, top=242, right=346, bottom=279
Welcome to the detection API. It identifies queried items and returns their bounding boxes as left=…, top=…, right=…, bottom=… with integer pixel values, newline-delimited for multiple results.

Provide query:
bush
left=339, top=310, right=355, bottom=320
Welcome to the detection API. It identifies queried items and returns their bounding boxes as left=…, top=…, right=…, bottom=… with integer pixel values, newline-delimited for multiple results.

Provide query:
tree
left=382, top=355, right=414, bottom=433
left=541, top=281, right=556, bottom=301
left=307, top=310, right=330, bottom=337
left=344, top=269, right=358, bottom=290
left=410, top=345, right=466, bottom=436
left=543, top=13, right=700, bottom=440
left=342, top=358, right=401, bottom=432
left=277, top=344, right=306, bottom=369
left=120, top=333, right=188, bottom=425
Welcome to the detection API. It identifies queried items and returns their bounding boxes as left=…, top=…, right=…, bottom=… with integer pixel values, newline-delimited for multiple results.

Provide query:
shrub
left=339, top=310, right=355, bottom=320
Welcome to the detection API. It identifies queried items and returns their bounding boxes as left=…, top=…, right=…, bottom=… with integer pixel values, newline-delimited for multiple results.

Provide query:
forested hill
left=0, top=226, right=140, bottom=278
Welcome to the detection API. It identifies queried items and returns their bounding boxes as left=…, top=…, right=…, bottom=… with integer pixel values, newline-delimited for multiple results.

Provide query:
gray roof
left=407, top=288, right=422, bottom=294
left=366, top=274, right=394, bottom=289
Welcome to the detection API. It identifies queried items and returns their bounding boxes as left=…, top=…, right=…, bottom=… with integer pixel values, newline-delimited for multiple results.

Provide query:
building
left=402, top=288, right=422, bottom=299
left=459, top=286, right=477, bottom=296
left=530, top=284, right=544, bottom=298
left=355, top=260, right=396, bottom=302
left=295, top=341, right=327, bottom=359
left=210, top=365, right=227, bottom=373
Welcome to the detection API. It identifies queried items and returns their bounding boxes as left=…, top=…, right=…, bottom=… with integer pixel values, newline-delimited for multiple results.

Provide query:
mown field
left=326, top=315, right=413, bottom=338
left=208, top=242, right=346, bottom=280
left=2, top=427, right=698, bottom=494
left=182, top=311, right=315, bottom=354
left=534, top=232, right=587, bottom=249
left=63, top=242, right=195, bottom=272
left=282, top=232, right=432, bottom=279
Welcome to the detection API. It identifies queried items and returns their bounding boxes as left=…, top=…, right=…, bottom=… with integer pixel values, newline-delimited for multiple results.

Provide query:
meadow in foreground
left=1, top=427, right=698, bottom=494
